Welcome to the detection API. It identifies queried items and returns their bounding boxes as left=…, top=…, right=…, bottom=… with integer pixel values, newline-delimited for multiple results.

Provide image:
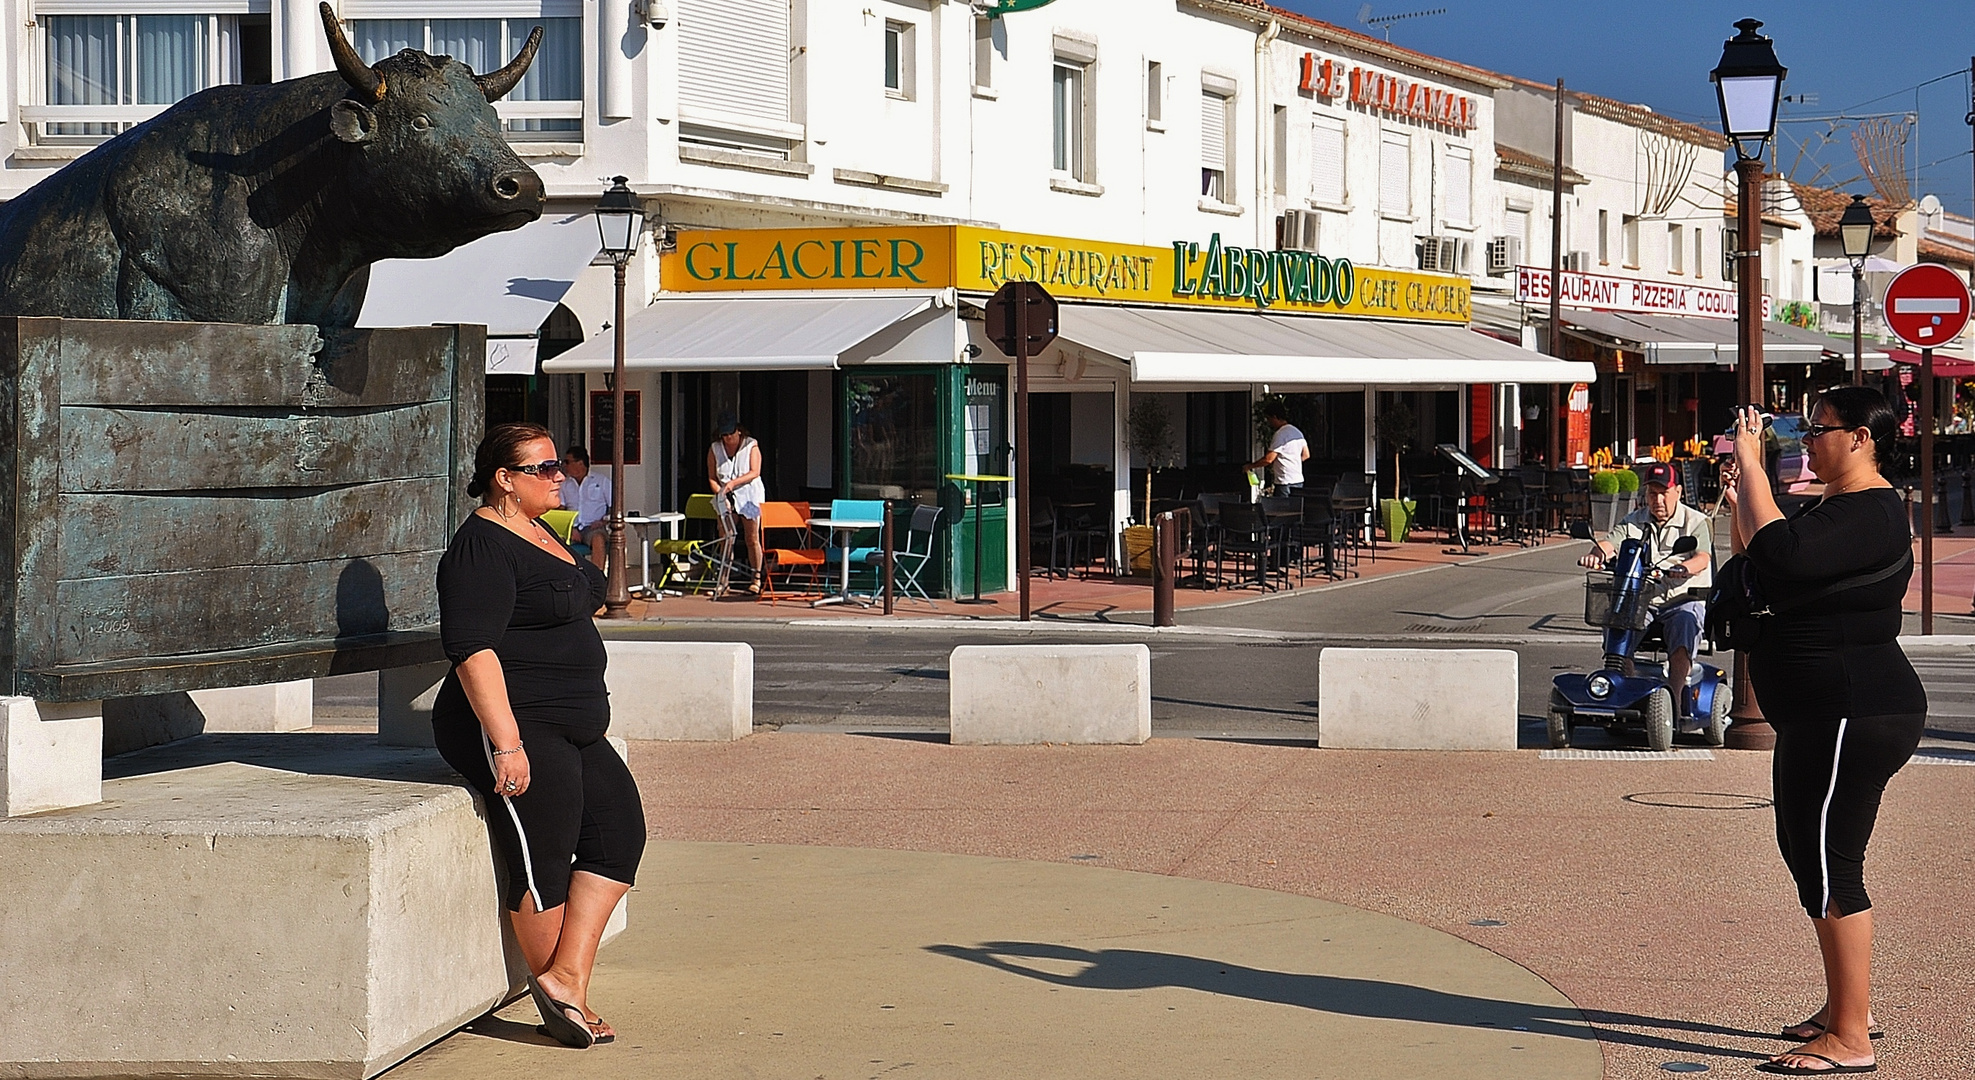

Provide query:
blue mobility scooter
left=1548, top=533, right=1731, bottom=752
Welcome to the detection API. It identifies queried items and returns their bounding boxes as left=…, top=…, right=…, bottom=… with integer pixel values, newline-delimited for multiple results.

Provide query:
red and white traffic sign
left=1882, top=263, right=1972, bottom=349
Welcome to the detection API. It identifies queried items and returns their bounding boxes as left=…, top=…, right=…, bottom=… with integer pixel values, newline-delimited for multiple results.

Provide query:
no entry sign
left=1882, top=263, right=1972, bottom=349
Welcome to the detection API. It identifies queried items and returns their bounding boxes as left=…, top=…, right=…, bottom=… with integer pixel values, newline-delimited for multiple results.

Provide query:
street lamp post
left=1711, top=18, right=1786, bottom=751
left=1839, top=194, right=1876, bottom=386
left=595, top=175, right=645, bottom=619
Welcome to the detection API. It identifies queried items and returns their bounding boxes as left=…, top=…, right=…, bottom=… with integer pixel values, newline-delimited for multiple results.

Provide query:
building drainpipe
left=1255, top=18, right=1279, bottom=243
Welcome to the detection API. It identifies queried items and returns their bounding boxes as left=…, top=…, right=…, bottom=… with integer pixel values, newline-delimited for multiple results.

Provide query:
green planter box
left=1379, top=498, right=1417, bottom=543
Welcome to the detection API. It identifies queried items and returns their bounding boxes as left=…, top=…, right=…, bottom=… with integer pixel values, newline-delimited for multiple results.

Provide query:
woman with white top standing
left=706, top=411, right=766, bottom=592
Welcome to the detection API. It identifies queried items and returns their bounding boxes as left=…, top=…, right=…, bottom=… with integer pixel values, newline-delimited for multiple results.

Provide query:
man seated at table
left=559, top=445, right=611, bottom=570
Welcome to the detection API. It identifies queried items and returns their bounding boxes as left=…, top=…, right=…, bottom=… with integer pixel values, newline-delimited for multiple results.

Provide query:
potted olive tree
left=1375, top=400, right=1418, bottom=543
left=1125, top=398, right=1176, bottom=575
left=1588, top=466, right=1640, bottom=534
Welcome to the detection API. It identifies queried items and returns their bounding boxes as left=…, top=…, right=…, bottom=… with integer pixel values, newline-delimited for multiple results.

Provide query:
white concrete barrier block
left=379, top=662, right=450, bottom=748
left=1317, top=648, right=1520, bottom=751
left=1, top=697, right=104, bottom=817
left=949, top=644, right=1151, bottom=745
left=188, top=679, right=313, bottom=733
left=0, top=762, right=515, bottom=1078
left=604, top=641, right=752, bottom=741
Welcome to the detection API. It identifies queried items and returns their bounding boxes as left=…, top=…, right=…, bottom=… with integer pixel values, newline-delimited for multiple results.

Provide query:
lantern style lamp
left=594, top=176, right=645, bottom=618
left=1711, top=19, right=1786, bottom=751
left=1839, top=193, right=1876, bottom=385
left=1709, top=18, right=1786, bottom=162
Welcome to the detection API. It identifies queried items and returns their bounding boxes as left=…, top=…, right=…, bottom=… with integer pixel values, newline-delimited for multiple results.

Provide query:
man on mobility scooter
left=1553, top=462, right=1729, bottom=750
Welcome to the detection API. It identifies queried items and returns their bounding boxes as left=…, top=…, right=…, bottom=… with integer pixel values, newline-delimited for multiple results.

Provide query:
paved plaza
left=252, top=539, right=1975, bottom=1078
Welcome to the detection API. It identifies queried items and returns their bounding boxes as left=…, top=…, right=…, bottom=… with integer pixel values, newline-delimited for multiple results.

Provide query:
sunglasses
left=508, top=459, right=565, bottom=478
left=1803, top=423, right=1855, bottom=439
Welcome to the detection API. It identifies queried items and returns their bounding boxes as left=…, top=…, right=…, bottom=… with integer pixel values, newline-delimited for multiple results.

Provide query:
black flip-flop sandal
left=1755, top=1052, right=1876, bottom=1075
left=526, top=975, right=594, bottom=1049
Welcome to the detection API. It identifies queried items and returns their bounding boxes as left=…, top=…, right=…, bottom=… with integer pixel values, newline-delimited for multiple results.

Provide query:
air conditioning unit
left=1418, top=236, right=1459, bottom=272
left=1564, top=250, right=1592, bottom=273
left=1276, top=208, right=1320, bottom=252
left=1486, top=235, right=1522, bottom=276
left=1450, top=237, right=1474, bottom=275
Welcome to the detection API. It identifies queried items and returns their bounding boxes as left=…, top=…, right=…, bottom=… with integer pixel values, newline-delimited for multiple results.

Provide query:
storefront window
left=847, top=373, right=940, bottom=503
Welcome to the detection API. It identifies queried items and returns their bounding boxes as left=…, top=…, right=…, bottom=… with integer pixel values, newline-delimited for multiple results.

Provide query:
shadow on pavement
left=103, top=732, right=456, bottom=784
left=928, top=941, right=1772, bottom=1058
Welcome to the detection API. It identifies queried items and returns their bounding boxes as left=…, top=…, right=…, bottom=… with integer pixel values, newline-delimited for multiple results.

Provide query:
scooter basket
left=1584, top=572, right=1653, bottom=630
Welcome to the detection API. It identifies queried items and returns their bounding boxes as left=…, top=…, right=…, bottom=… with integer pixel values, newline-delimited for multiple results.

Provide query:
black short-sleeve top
left=436, top=513, right=609, bottom=728
left=1744, top=488, right=1924, bottom=722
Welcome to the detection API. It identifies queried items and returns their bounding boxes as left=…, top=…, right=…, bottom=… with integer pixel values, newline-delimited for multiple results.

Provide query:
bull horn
left=475, top=26, right=542, bottom=102
left=318, top=2, right=384, bottom=101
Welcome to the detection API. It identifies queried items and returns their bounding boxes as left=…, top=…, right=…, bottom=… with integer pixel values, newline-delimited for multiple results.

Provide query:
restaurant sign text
left=1515, top=265, right=1771, bottom=321
left=661, top=226, right=1469, bottom=324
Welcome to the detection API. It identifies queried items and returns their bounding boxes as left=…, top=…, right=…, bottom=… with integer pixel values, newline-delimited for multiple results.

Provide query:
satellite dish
left=1919, top=194, right=1943, bottom=216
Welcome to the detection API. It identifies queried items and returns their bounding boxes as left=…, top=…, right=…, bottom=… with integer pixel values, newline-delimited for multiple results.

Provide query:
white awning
left=1053, top=305, right=1597, bottom=386
left=357, top=211, right=601, bottom=338
left=1558, top=310, right=1887, bottom=368
left=541, top=292, right=951, bottom=372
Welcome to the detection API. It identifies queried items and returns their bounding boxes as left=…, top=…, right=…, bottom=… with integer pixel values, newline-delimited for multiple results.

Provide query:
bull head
left=317, top=1, right=541, bottom=103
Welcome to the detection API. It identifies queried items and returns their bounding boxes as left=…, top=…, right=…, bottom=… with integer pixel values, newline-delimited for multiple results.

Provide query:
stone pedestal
left=604, top=641, right=753, bottom=740
left=0, top=762, right=522, bottom=1078
left=379, top=661, right=450, bottom=748
left=949, top=645, right=1152, bottom=745
left=0, top=696, right=103, bottom=816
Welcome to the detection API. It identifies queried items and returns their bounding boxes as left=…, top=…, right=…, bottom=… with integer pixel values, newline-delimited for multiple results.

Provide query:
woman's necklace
left=479, top=505, right=559, bottom=547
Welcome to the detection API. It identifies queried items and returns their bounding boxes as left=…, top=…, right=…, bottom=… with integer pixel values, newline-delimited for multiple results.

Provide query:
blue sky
left=1274, top=1, right=1975, bottom=213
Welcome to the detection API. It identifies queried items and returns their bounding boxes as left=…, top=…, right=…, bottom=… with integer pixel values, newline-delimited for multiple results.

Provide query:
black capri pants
left=435, top=714, right=646, bottom=913
left=1771, top=713, right=1923, bottom=920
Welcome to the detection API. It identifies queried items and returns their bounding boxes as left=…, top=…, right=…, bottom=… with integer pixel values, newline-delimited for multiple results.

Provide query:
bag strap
left=1768, top=550, right=1913, bottom=613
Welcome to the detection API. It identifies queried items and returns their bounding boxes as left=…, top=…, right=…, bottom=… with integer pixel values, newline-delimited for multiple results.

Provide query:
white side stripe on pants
left=482, top=732, right=545, bottom=912
left=1816, top=717, right=1850, bottom=917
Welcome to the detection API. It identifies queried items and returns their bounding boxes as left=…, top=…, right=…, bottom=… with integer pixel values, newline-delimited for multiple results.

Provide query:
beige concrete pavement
left=392, top=841, right=1601, bottom=1080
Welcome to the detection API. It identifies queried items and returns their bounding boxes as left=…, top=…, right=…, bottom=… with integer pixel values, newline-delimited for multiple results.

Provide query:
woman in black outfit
left=433, top=422, right=646, bottom=1050
left=1726, top=388, right=1922, bottom=1076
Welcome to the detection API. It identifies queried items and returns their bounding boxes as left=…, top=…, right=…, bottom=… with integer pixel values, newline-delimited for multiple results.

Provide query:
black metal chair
left=1329, top=476, right=1375, bottom=565
left=1029, top=495, right=1067, bottom=579
left=1215, top=501, right=1284, bottom=591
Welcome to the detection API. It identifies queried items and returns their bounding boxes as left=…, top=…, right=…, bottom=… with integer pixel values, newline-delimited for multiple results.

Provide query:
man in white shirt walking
left=1250, top=403, right=1309, bottom=496
left=559, top=444, right=611, bottom=570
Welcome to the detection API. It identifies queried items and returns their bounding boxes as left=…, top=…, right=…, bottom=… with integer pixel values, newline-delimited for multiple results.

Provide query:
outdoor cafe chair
left=758, top=500, right=826, bottom=600
left=887, top=504, right=943, bottom=601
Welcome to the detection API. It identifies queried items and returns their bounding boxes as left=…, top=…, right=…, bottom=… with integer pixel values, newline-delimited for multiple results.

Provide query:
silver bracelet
left=491, top=742, right=525, bottom=757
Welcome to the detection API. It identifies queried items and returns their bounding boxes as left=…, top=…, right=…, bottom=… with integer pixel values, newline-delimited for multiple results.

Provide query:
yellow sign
left=660, top=225, right=1469, bottom=324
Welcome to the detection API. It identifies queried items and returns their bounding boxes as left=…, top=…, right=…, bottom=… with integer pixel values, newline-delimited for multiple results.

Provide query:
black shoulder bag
left=1705, top=550, right=1913, bottom=652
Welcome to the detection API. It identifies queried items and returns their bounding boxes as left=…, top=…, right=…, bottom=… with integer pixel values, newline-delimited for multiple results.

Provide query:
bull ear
left=475, top=25, right=542, bottom=101
left=330, top=99, right=376, bottom=144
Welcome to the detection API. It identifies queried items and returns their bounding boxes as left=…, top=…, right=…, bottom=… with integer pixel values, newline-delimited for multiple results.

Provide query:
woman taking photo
left=433, top=422, right=646, bottom=1050
left=1725, top=387, right=1923, bottom=1076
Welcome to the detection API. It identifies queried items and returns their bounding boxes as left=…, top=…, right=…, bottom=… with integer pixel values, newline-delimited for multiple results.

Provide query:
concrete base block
left=188, top=679, right=314, bottom=733
left=1, top=697, right=103, bottom=816
left=0, top=762, right=515, bottom=1078
left=1317, top=648, right=1520, bottom=750
left=604, top=641, right=752, bottom=740
left=379, top=661, right=451, bottom=748
left=949, top=644, right=1151, bottom=745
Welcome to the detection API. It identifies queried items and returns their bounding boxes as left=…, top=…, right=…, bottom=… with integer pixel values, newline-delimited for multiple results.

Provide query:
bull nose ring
left=493, top=176, right=523, bottom=200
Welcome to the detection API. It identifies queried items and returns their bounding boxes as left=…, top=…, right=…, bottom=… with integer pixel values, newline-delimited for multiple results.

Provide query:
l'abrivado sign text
left=663, top=226, right=1470, bottom=324
left=1514, top=265, right=1771, bottom=321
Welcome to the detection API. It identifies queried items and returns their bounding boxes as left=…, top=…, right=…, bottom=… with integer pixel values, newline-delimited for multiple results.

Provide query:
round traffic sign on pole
left=1882, top=263, right=1972, bottom=349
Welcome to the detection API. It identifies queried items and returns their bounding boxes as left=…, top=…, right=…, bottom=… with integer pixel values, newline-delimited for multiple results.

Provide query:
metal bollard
left=1153, top=511, right=1176, bottom=628
left=1960, top=464, right=1974, bottom=527
left=882, top=503, right=896, bottom=615
left=1936, top=472, right=1955, bottom=535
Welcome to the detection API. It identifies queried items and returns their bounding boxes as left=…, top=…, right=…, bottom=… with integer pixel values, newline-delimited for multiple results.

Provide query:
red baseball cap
left=1635, top=462, right=1678, bottom=488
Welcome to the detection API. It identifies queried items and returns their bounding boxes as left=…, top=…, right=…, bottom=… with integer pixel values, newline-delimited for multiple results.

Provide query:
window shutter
left=1310, top=118, right=1345, bottom=206
left=1379, top=134, right=1410, bottom=215
left=678, top=0, right=789, bottom=124
left=1200, top=91, right=1228, bottom=170
left=1444, top=148, right=1471, bottom=224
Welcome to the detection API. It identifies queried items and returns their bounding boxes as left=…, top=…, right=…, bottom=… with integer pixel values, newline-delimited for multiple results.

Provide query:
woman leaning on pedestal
left=430, top=421, right=645, bottom=1050
left=1725, top=387, right=1923, bottom=1076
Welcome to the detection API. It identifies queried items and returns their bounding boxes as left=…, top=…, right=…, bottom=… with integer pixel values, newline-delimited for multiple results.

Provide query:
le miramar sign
left=663, top=226, right=1470, bottom=325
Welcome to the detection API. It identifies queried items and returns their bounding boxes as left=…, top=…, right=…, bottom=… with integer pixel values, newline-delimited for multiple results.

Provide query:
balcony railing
left=17, top=99, right=584, bottom=144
